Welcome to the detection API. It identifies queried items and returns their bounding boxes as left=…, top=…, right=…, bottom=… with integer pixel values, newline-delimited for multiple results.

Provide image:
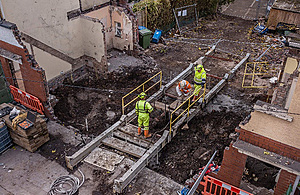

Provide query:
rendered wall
left=32, top=46, right=72, bottom=81
left=81, top=0, right=110, bottom=11
left=85, top=6, right=114, bottom=50
left=85, top=6, right=134, bottom=51
left=80, top=17, right=106, bottom=63
left=21, top=42, right=72, bottom=81
left=1, top=0, right=84, bottom=59
left=111, top=6, right=133, bottom=51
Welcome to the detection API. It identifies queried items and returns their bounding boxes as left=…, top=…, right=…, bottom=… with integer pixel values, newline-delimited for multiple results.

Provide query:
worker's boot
left=144, top=130, right=152, bottom=139
left=192, top=95, right=197, bottom=102
left=138, top=127, right=142, bottom=136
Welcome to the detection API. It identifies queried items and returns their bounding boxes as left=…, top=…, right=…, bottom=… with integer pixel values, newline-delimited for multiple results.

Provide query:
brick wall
left=271, top=85, right=289, bottom=107
left=0, top=57, right=14, bottom=85
left=237, top=128, right=300, bottom=161
left=210, top=143, right=247, bottom=187
left=274, top=170, right=297, bottom=195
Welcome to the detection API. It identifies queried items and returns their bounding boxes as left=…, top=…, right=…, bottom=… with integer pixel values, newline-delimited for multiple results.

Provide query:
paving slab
left=84, top=147, right=124, bottom=171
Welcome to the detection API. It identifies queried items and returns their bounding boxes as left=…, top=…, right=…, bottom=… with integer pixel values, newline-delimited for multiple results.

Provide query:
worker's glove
left=201, top=83, right=205, bottom=88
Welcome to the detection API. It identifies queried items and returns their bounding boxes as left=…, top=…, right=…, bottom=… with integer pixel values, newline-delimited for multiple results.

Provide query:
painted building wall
left=81, top=0, right=110, bottom=11
left=85, top=6, right=113, bottom=49
left=1, top=0, right=108, bottom=78
left=85, top=6, right=134, bottom=51
left=80, top=17, right=106, bottom=63
left=111, top=6, right=133, bottom=51
left=1, top=0, right=84, bottom=59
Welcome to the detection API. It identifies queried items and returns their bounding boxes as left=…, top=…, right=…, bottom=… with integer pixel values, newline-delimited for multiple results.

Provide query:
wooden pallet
left=0, top=103, right=49, bottom=152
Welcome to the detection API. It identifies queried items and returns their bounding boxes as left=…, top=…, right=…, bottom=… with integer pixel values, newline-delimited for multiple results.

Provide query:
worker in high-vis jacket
left=176, top=80, right=192, bottom=97
left=135, top=92, right=153, bottom=138
left=193, top=64, right=206, bottom=102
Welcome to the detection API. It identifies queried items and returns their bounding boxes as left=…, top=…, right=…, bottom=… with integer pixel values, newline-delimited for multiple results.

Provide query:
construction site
left=0, top=0, right=299, bottom=195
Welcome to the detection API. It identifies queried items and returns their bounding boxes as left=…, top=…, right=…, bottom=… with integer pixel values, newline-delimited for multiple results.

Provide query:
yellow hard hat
left=138, top=92, right=147, bottom=99
left=195, top=64, right=203, bottom=71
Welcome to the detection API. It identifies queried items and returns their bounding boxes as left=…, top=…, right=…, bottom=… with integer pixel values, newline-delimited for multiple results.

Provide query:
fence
left=122, top=71, right=162, bottom=115
left=169, top=83, right=206, bottom=134
left=201, top=175, right=253, bottom=195
left=173, top=4, right=198, bottom=34
left=9, top=85, right=44, bottom=114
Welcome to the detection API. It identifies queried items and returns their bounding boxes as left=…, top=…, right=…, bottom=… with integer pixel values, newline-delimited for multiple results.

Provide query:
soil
left=38, top=134, right=80, bottom=169
left=52, top=66, right=160, bottom=136
left=244, top=157, right=279, bottom=189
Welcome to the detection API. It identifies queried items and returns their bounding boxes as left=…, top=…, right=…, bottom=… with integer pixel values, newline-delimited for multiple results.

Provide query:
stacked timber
left=0, top=103, right=49, bottom=152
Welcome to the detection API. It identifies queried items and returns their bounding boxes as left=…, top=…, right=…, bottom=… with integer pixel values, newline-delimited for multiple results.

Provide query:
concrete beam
left=233, top=140, right=300, bottom=175
left=113, top=130, right=169, bottom=193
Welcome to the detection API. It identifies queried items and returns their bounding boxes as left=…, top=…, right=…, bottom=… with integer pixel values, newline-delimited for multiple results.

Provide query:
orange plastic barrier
left=9, top=85, right=44, bottom=114
left=200, top=175, right=253, bottom=195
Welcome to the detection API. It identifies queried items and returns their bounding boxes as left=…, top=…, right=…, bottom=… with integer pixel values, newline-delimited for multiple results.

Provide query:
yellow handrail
left=242, top=62, right=268, bottom=88
left=169, top=84, right=206, bottom=134
left=122, top=71, right=162, bottom=115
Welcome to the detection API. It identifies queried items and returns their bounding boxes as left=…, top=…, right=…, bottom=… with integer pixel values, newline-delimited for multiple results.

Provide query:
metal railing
left=169, top=84, right=206, bottom=134
left=122, top=71, right=162, bottom=115
left=242, top=61, right=269, bottom=88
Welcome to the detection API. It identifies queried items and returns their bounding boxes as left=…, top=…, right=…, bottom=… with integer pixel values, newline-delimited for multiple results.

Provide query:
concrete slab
left=241, top=78, right=300, bottom=149
left=84, top=147, right=124, bottom=172
left=284, top=57, right=298, bottom=74
left=233, top=140, right=300, bottom=175
left=0, top=146, right=67, bottom=195
left=128, top=167, right=183, bottom=195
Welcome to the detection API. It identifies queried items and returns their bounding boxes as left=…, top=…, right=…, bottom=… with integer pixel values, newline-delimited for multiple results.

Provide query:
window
left=115, top=22, right=122, bottom=37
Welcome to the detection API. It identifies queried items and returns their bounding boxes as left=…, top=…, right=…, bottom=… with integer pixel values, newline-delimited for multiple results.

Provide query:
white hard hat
left=180, top=80, right=186, bottom=88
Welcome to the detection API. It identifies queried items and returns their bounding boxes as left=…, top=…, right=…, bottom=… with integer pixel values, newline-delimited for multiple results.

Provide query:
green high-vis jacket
left=135, top=100, right=153, bottom=116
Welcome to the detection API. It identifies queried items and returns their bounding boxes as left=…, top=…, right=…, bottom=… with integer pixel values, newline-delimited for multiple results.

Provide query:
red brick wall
left=274, top=170, right=297, bottom=195
left=0, top=39, right=48, bottom=103
left=237, top=128, right=300, bottom=161
left=210, top=143, right=247, bottom=187
left=0, top=57, right=14, bottom=85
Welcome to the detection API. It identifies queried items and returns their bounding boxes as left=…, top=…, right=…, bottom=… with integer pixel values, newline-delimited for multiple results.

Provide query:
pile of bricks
left=0, top=103, right=49, bottom=152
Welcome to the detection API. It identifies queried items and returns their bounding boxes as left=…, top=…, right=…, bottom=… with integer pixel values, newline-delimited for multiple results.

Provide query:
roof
left=0, top=21, right=22, bottom=48
left=273, top=0, right=300, bottom=13
left=241, top=74, right=300, bottom=149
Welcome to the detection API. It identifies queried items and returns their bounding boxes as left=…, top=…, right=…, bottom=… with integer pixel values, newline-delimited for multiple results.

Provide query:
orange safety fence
left=200, top=175, right=253, bottom=195
left=9, top=85, right=44, bottom=114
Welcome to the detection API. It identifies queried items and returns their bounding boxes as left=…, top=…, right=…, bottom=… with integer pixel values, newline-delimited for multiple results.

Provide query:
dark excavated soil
left=52, top=66, right=160, bottom=136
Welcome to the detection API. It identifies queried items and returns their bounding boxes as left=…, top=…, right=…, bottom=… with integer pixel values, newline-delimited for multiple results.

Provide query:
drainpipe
left=0, top=0, right=5, bottom=20
left=78, top=0, right=82, bottom=12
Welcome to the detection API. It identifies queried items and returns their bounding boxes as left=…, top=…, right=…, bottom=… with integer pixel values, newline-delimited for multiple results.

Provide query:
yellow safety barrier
left=169, top=84, right=206, bottom=134
left=242, top=61, right=269, bottom=88
left=122, top=71, right=162, bottom=115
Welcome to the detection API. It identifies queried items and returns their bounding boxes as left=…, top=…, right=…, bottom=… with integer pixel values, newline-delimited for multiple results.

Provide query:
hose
left=48, top=169, right=84, bottom=195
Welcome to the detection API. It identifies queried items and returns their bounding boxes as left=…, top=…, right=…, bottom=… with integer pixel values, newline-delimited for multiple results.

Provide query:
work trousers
left=138, top=113, right=150, bottom=130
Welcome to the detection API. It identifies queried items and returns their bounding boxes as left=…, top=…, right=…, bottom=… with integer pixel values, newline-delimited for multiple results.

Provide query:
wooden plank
left=113, top=130, right=152, bottom=149
left=153, top=101, right=183, bottom=115
left=102, top=137, right=146, bottom=158
left=169, top=100, right=182, bottom=110
left=118, top=124, right=153, bottom=143
left=254, top=100, right=293, bottom=122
